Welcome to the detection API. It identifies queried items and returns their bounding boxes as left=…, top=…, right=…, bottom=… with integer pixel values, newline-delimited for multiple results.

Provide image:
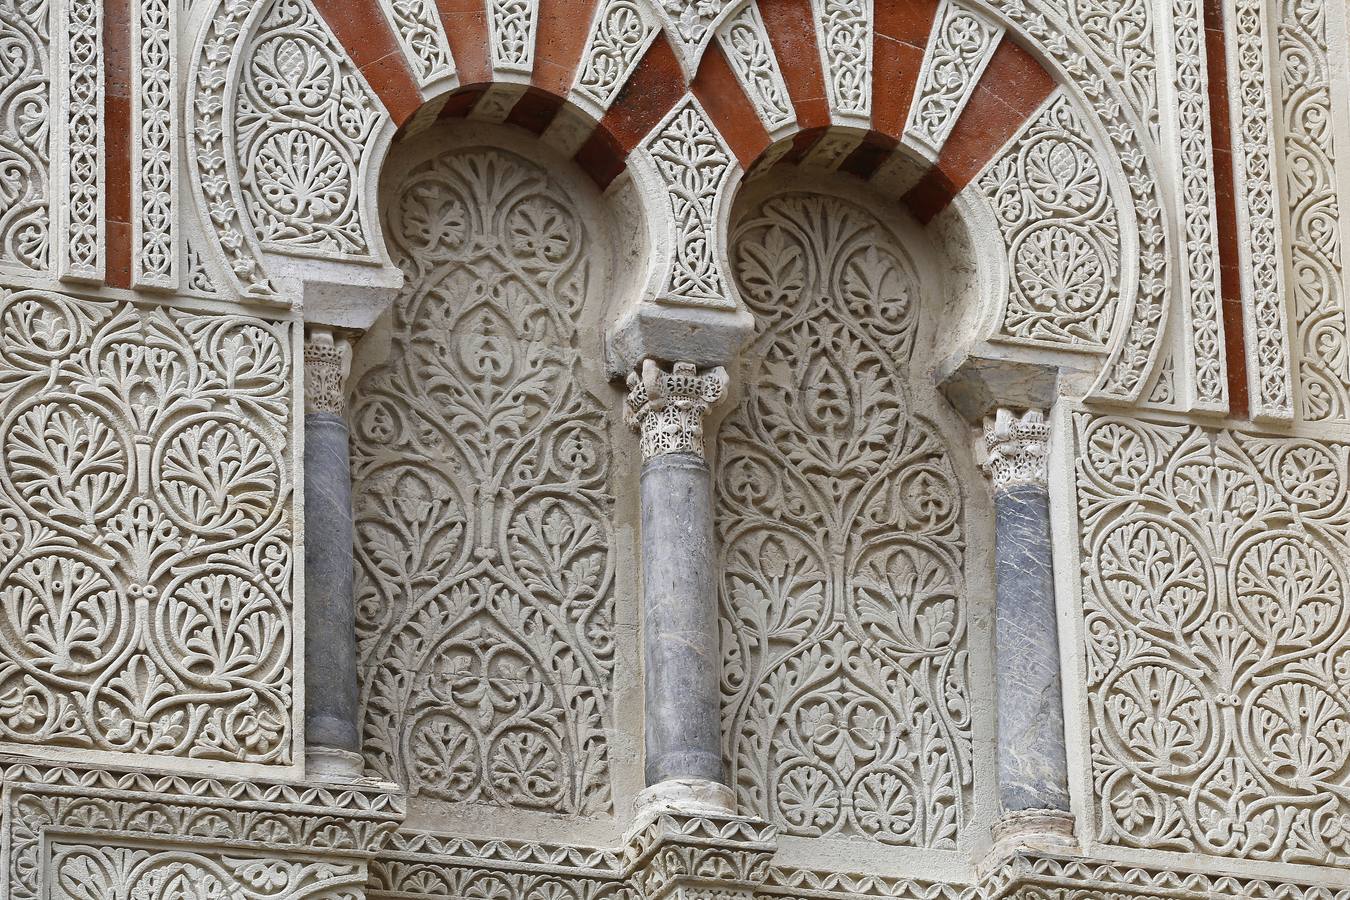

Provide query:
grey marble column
left=303, top=326, right=362, bottom=781
left=625, top=360, right=736, bottom=819
left=983, top=408, right=1073, bottom=839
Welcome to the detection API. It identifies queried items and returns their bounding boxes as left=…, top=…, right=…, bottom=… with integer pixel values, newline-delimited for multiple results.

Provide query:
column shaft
left=303, top=411, right=359, bottom=753
left=994, top=482, right=1069, bottom=812
left=640, top=452, right=724, bottom=786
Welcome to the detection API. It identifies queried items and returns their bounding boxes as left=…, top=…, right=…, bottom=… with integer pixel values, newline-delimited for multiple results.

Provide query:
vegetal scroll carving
left=1075, top=413, right=1350, bottom=863
left=352, top=147, right=617, bottom=817
left=0, top=290, right=297, bottom=768
left=719, top=192, right=971, bottom=847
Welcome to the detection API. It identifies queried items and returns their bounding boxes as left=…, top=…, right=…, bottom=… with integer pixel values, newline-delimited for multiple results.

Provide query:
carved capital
left=625, top=812, right=776, bottom=900
left=304, top=326, right=353, bottom=416
left=982, top=407, right=1050, bottom=491
left=625, top=360, right=729, bottom=460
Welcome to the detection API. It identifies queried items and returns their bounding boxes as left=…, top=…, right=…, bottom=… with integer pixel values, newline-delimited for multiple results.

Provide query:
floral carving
left=0, top=0, right=49, bottom=271
left=352, top=148, right=617, bottom=817
left=814, top=0, right=871, bottom=119
left=49, top=845, right=361, bottom=900
left=1056, top=0, right=1158, bottom=141
left=1276, top=0, right=1350, bottom=422
left=574, top=0, right=657, bottom=111
left=380, top=0, right=454, bottom=86
left=979, top=93, right=1122, bottom=348
left=1075, top=413, right=1350, bottom=863
left=235, top=0, right=381, bottom=258
left=716, top=2, right=794, bottom=134
left=0, top=290, right=297, bottom=769
left=904, top=0, right=1002, bottom=161
left=645, top=100, right=735, bottom=309
left=720, top=192, right=971, bottom=847
left=489, top=0, right=536, bottom=73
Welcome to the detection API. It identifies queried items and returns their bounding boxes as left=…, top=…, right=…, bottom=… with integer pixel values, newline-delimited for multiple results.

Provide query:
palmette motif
left=351, top=148, right=616, bottom=817
left=1075, top=413, right=1350, bottom=863
left=979, top=93, right=1122, bottom=348
left=719, top=193, right=971, bottom=847
left=235, top=0, right=382, bottom=259
left=0, top=289, right=296, bottom=767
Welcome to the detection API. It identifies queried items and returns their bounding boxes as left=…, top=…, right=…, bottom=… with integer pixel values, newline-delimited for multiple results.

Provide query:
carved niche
left=0, top=290, right=298, bottom=771
left=718, top=188, right=974, bottom=848
left=1074, top=413, right=1350, bottom=864
left=351, top=142, right=622, bottom=820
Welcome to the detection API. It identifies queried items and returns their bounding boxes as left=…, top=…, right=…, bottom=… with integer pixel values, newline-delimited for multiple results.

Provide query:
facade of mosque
left=1, top=0, right=1348, bottom=897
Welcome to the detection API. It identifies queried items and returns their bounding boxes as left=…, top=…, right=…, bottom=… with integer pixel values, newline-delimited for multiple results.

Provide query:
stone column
left=303, top=326, right=362, bottom=781
left=982, top=408, right=1075, bottom=850
left=625, top=359, right=735, bottom=821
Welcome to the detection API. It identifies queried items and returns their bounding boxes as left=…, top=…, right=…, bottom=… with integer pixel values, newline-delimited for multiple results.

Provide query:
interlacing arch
left=183, top=0, right=1172, bottom=405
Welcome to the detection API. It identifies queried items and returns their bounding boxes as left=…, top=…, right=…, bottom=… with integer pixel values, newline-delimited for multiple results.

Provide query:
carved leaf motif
left=352, top=147, right=616, bottom=817
left=720, top=192, right=970, bottom=848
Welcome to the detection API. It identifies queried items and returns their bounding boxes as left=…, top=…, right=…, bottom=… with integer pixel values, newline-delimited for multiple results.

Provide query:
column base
left=980, top=809, right=1078, bottom=878
left=306, top=746, right=365, bottom=782
left=630, top=778, right=736, bottom=836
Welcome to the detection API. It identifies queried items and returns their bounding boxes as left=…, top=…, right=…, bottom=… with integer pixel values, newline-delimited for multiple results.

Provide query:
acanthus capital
left=625, top=359, right=730, bottom=460
left=982, top=406, right=1051, bottom=490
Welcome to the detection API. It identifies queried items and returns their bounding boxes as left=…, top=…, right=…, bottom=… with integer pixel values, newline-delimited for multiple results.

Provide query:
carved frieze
left=0, top=289, right=299, bottom=772
left=719, top=190, right=972, bottom=847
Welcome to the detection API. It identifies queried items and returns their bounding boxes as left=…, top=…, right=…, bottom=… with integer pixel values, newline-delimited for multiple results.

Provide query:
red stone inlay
left=534, top=0, right=600, bottom=95
left=437, top=86, right=488, bottom=120
left=1203, top=0, right=1248, bottom=417
left=436, top=0, right=492, bottom=86
left=693, top=43, right=771, bottom=169
left=757, top=0, right=830, bottom=129
left=576, top=34, right=684, bottom=188
left=840, top=131, right=898, bottom=179
left=506, top=87, right=566, bottom=135
left=872, top=0, right=938, bottom=138
left=311, top=0, right=422, bottom=126
left=104, top=0, right=132, bottom=288
left=903, top=36, right=1054, bottom=223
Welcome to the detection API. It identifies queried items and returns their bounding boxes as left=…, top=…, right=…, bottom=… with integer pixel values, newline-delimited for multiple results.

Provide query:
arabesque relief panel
left=1073, top=411, right=1350, bottom=864
left=350, top=136, right=634, bottom=829
left=718, top=183, right=985, bottom=853
left=0, top=289, right=299, bottom=774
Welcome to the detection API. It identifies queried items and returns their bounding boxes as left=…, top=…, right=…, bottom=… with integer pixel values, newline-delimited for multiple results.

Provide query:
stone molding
left=625, top=359, right=730, bottom=460
left=982, top=407, right=1050, bottom=491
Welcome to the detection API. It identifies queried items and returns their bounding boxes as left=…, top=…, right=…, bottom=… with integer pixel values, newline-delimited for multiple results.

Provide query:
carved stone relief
left=574, top=0, right=659, bottom=113
left=0, top=0, right=50, bottom=271
left=57, top=0, right=102, bottom=282
left=132, top=0, right=177, bottom=291
left=977, top=93, right=1122, bottom=349
left=235, top=0, right=382, bottom=259
left=716, top=2, right=795, bottom=135
left=351, top=142, right=623, bottom=822
left=903, top=0, right=1003, bottom=162
left=719, top=188, right=974, bottom=848
left=0, top=289, right=298, bottom=771
left=1276, top=0, right=1350, bottom=422
left=377, top=0, right=455, bottom=88
left=1073, top=412, right=1350, bottom=864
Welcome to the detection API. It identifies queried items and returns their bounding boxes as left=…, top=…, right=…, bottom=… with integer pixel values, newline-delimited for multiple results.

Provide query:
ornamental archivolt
left=1074, top=413, right=1350, bottom=864
left=351, top=146, right=618, bottom=818
left=0, top=290, right=297, bottom=769
left=719, top=191, right=971, bottom=848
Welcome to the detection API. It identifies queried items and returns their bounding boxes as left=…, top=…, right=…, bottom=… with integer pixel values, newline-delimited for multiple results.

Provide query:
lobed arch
left=183, top=0, right=1172, bottom=407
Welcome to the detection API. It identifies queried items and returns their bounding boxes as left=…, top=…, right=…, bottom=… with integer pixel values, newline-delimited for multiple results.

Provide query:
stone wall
left=1, top=0, right=1350, bottom=898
